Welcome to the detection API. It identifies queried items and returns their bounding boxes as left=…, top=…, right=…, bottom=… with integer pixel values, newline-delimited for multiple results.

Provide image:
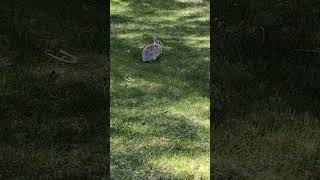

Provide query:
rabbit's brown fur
left=142, top=38, right=162, bottom=62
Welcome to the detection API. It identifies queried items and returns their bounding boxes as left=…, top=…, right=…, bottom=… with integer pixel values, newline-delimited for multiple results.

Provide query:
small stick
left=44, top=50, right=77, bottom=63
left=59, top=50, right=78, bottom=60
left=295, top=48, right=320, bottom=53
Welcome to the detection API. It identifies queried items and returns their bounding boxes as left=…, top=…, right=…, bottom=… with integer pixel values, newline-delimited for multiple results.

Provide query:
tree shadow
left=125, top=0, right=207, bottom=12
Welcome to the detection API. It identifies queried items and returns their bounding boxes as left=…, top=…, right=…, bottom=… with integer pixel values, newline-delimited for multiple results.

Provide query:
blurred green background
left=0, top=0, right=108, bottom=178
left=213, top=0, right=320, bottom=179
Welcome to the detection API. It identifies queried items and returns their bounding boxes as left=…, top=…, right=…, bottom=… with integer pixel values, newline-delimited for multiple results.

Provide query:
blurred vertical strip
left=104, top=0, right=111, bottom=179
left=210, top=0, right=215, bottom=179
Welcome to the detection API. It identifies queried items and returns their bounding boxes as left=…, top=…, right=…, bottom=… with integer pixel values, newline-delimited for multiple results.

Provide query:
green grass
left=0, top=55, right=108, bottom=178
left=111, top=0, right=210, bottom=179
left=214, top=60, right=320, bottom=179
left=213, top=0, right=320, bottom=179
left=0, top=1, right=108, bottom=178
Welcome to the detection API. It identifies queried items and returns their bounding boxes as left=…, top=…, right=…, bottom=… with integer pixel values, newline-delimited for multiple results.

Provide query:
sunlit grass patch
left=111, top=0, right=209, bottom=178
left=148, top=154, right=210, bottom=178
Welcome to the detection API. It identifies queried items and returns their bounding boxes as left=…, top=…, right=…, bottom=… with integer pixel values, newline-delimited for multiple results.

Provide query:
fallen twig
left=59, top=50, right=78, bottom=60
left=44, top=49, right=78, bottom=63
left=294, top=48, right=320, bottom=53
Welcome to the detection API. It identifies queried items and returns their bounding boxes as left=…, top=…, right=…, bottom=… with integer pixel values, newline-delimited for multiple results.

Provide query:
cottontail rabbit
left=142, top=37, right=162, bottom=62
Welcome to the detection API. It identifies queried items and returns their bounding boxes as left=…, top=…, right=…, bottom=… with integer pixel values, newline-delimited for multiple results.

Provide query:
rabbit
left=141, top=37, right=163, bottom=62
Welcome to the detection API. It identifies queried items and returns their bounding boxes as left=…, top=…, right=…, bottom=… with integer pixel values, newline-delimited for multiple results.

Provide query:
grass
left=0, top=1, right=108, bottom=178
left=110, top=0, right=210, bottom=179
left=0, top=56, right=108, bottom=179
left=213, top=0, right=320, bottom=179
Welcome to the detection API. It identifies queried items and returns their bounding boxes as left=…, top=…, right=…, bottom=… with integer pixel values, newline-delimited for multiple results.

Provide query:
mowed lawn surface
left=110, top=0, right=210, bottom=179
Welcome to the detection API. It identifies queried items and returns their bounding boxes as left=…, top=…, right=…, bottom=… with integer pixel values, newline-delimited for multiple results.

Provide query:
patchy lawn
left=110, top=0, right=210, bottom=179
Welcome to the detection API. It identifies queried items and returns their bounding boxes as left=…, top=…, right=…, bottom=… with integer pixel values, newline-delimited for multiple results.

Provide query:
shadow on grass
left=212, top=0, right=320, bottom=178
left=125, top=0, right=208, bottom=12
left=0, top=60, right=108, bottom=178
left=212, top=52, right=320, bottom=178
left=0, top=0, right=109, bottom=178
